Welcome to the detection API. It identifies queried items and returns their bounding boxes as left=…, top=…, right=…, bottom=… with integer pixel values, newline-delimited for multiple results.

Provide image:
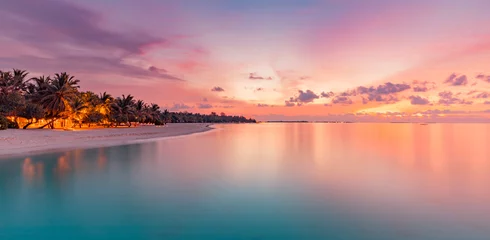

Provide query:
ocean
left=1, top=123, right=490, bottom=239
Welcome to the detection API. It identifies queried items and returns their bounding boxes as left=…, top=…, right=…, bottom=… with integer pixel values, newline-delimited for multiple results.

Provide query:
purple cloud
left=286, top=90, right=320, bottom=105
left=0, top=0, right=184, bottom=81
left=353, top=82, right=410, bottom=103
left=444, top=74, right=468, bottom=86
left=438, top=91, right=473, bottom=105
left=321, top=91, right=335, bottom=98
left=249, top=73, right=273, bottom=80
left=170, top=103, right=192, bottom=111
left=0, top=0, right=163, bottom=55
left=197, top=103, right=213, bottom=109
left=474, top=92, right=490, bottom=99
left=211, top=86, right=225, bottom=92
left=412, top=80, right=435, bottom=92
left=0, top=55, right=183, bottom=81
left=409, top=95, right=430, bottom=105
left=148, top=66, right=168, bottom=73
left=332, top=96, right=353, bottom=105
left=476, top=74, right=490, bottom=83
left=257, top=103, right=272, bottom=107
left=285, top=101, right=296, bottom=107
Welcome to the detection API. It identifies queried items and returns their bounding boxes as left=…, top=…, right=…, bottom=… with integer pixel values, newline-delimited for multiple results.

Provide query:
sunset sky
left=1, top=0, right=490, bottom=121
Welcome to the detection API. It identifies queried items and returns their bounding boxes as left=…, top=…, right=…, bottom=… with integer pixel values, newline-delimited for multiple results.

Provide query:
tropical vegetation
left=0, top=69, right=256, bottom=130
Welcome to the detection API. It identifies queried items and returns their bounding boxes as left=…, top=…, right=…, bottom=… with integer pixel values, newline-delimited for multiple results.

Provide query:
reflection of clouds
left=22, top=157, right=44, bottom=183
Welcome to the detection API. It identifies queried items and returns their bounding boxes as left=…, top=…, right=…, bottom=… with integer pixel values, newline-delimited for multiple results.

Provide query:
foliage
left=0, top=68, right=256, bottom=129
left=0, top=115, right=8, bottom=130
left=7, top=118, right=19, bottom=129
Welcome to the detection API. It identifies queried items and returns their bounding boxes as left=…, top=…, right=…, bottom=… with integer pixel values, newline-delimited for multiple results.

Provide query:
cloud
left=249, top=73, right=273, bottom=80
left=297, top=90, right=319, bottom=103
left=412, top=80, right=435, bottom=92
left=288, top=90, right=320, bottom=104
left=170, top=103, right=192, bottom=111
left=0, top=0, right=186, bottom=82
left=211, top=86, right=225, bottom=92
left=417, top=109, right=465, bottom=115
left=476, top=74, right=490, bottom=83
left=332, top=96, right=353, bottom=105
left=285, top=101, right=296, bottom=107
left=485, top=101, right=490, bottom=105
left=355, top=82, right=410, bottom=103
left=474, top=92, right=490, bottom=99
left=257, top=103, right=272, bottom=107
left=409, top=95, right=430, bottom=105
left=202, top=97, right=208, bottom=102
left=197, top=103, right=213, bottom=109
left=0, top=0, right=164, bottom=55
left=255, top=88, right=264, bottom=92
left=358, top=82, right=410, bottom=94
left=148, top=66, right=167, bottom=73
left=438, top=91, right=473, bottom=105
left=284, top=90, right=320, bottom=106
left=413, top=86, right=428, bottom=92
left=444, top=73, right=468, bottom=86
left=321, top=91, right=334, bottom=98
left=0, top=55, right=183, bottom=81
left=339, top=90, right=357, bottom=97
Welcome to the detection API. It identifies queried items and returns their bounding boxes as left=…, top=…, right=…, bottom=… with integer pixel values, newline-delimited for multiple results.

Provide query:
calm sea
left=1, top=123, right=490, bottom=240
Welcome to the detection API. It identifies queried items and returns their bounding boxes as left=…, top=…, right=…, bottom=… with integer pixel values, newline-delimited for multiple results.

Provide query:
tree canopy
left=0, top=69, right=256, bottom=130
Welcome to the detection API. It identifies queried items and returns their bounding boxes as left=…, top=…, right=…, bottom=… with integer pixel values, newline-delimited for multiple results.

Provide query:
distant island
left=0, top=69, right=256, bottom=130
left=266, top=120, right=309, bottom=123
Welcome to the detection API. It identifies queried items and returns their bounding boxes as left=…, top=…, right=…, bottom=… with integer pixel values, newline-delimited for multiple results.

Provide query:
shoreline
left=0, top=123, right=214, bottom=160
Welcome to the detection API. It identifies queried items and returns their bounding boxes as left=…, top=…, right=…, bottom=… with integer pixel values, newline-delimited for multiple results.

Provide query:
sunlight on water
left=1, top=123, right=490, bottom=239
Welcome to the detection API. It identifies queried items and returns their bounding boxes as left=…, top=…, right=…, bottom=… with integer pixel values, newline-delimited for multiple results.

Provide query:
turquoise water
left=1, top=123, right=490, bottom=239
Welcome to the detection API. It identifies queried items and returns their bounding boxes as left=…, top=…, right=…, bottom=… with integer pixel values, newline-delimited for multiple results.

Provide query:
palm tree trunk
left=23, top=122, right=33, bottom=129
left=39, top=118, right=57, bottom=129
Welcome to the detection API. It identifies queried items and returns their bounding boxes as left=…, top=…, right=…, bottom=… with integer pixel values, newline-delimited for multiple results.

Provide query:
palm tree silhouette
left=112, top=94, right=135, bottom=127
left=38, top=73, right=80, bottom=128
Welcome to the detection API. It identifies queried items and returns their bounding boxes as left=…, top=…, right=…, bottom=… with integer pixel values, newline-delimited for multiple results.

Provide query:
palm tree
left=0, top=69, right=29, bottom=94
left=162, top=109, right=170, bottom=124
left=38, top=73, right=80, bottom=128
left=111, top=95, right=135, bottom=127
left=149, top=103, right=161, bottom=124
left=0, top=70, right=30, bottom=125
left=18, top=102, right=44, bottom=129
left=70, top=98, right=87, bottom=128
left=134, top=100, right=148, bottom=123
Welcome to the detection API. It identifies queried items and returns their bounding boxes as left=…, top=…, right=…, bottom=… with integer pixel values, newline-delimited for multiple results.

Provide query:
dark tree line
left=0, top=69, right=256, bottom=130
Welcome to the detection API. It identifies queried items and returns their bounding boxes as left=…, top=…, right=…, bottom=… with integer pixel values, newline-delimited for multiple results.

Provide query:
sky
left=1, top=0, right=490, bottom=122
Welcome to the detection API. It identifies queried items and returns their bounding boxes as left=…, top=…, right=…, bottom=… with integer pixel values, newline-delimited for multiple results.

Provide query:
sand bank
left=0, top=123, right=213, bottom=159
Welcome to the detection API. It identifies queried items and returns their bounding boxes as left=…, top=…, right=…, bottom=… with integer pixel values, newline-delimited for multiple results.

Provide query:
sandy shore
left=0, top=123, right=213, bottom=159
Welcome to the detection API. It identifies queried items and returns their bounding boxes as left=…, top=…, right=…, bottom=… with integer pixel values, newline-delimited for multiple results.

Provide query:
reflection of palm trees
left=97, top=149, right=107, bottom=170
left=54, top=155, right=71, bottom=177
left=22, top=157, right=44, bottom=183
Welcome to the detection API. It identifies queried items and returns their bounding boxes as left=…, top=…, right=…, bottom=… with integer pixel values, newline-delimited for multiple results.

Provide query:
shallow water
left=1, top=123, right=490, bottom=239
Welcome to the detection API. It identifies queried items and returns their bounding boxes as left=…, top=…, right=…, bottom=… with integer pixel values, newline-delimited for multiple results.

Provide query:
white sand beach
left=0, top=123, right=213, bottom=159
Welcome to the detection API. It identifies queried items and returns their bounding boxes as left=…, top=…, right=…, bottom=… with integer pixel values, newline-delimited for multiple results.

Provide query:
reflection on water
left=1, top=123, right=490, bottom=240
